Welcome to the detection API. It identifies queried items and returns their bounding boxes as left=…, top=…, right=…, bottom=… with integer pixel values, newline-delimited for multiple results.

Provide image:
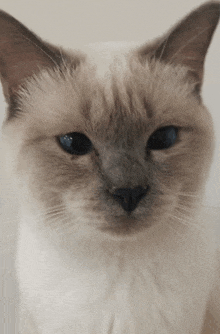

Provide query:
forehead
left=16, top=49, right=199, bottom=144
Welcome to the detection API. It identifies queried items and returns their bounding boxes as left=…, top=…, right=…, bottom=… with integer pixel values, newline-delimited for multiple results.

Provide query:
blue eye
left=59, top=132, right=92, bottom=155
left=147, top=126, right=178, bottom=150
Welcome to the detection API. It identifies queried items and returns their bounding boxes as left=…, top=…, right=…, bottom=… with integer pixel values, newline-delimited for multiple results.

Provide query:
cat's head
left=1, top=2, right=219, bottom=238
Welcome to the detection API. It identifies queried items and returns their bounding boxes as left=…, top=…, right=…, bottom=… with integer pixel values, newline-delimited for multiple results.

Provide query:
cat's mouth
left=99, top=212, right=151, bottom=236
left=113, top=215, right=137, bottom=225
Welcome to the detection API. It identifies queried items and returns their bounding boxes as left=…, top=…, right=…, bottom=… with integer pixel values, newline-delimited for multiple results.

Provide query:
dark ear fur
left=0, top=10, right=62, bottom=99
left=138, top=1, right=220, bottom=91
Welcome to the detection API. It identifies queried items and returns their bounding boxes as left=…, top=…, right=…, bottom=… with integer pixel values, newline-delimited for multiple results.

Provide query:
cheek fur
left=17, top=141, right=97, bottom=207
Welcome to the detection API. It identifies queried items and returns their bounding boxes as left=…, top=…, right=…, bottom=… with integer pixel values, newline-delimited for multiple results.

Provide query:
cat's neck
left=16, top=206, right=219, bottom=334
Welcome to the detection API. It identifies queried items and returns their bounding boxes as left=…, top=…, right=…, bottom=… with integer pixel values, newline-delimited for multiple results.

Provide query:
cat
left=0, top=1, right=220, bottom=333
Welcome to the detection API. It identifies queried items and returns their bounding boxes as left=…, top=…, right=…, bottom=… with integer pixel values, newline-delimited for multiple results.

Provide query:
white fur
left=16, top=206, right=219, bottom=334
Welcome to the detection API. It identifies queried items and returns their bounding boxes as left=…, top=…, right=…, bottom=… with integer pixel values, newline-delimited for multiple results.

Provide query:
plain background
left=0, top=1, right=219, bottom=333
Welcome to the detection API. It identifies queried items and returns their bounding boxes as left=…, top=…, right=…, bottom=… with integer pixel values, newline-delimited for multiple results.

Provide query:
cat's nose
left=112, top=186, right=149, bottom=213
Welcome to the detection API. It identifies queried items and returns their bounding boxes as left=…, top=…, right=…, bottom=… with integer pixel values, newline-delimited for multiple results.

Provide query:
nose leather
left=112, top=186, right=149, bottom=212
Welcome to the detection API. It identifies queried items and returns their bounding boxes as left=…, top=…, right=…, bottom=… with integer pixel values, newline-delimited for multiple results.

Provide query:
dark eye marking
left=147, top=126, right=178, bottom=150
left=58, top=132, right=92, bottom=155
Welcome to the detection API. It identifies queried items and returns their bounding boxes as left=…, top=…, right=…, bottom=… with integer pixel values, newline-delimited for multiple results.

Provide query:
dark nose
left=112, top=186, right=149, bottom=213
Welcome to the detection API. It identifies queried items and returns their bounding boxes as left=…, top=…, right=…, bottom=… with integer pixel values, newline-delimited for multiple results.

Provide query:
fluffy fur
left=1, top=2, right=220, bottom=333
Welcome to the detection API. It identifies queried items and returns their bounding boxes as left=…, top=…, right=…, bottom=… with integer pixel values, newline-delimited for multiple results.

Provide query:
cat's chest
left=16, top=219, right=216, bottom=334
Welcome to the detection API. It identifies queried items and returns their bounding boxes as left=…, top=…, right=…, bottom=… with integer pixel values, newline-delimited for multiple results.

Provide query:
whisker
left=43, top=214, right=65, bottom=224
left=168, top=26, right=211, bottom=65
left=174, top=205, right=198, bottom=214
left=19, top=32, right=59, bottom=68
left=175, top=201, right=198, bottom=208
left=59, top=47, right=69, bottom=70
left=176, top=192, right=200, bottom=198
left=175, top=203, right=200, bottom=213
left=158, top=34, right=170, bottom=63
left=168, top=213, right=207, bottom=233
left=36, top=204, right=66, bottom=215
left=44, top=208, right=66, bottom=217
left=44, top=214, right=66, bottom=224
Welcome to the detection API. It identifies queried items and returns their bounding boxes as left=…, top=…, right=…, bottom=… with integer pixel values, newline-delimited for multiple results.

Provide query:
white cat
left=0, top=1, right=220, bottom=333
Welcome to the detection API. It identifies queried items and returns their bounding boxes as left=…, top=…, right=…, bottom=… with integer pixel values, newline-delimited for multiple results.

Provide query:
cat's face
left=1, top=2, right=219, bottom=237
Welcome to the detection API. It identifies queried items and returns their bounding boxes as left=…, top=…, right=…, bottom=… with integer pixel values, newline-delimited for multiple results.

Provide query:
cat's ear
left=0, top=10, right=62, bottom=99
left=138, top=1, right=220, bottom=90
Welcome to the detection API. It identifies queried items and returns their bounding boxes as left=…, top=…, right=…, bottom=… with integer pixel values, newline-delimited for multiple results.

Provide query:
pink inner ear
left=0, top=11, right=59, bottom=97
